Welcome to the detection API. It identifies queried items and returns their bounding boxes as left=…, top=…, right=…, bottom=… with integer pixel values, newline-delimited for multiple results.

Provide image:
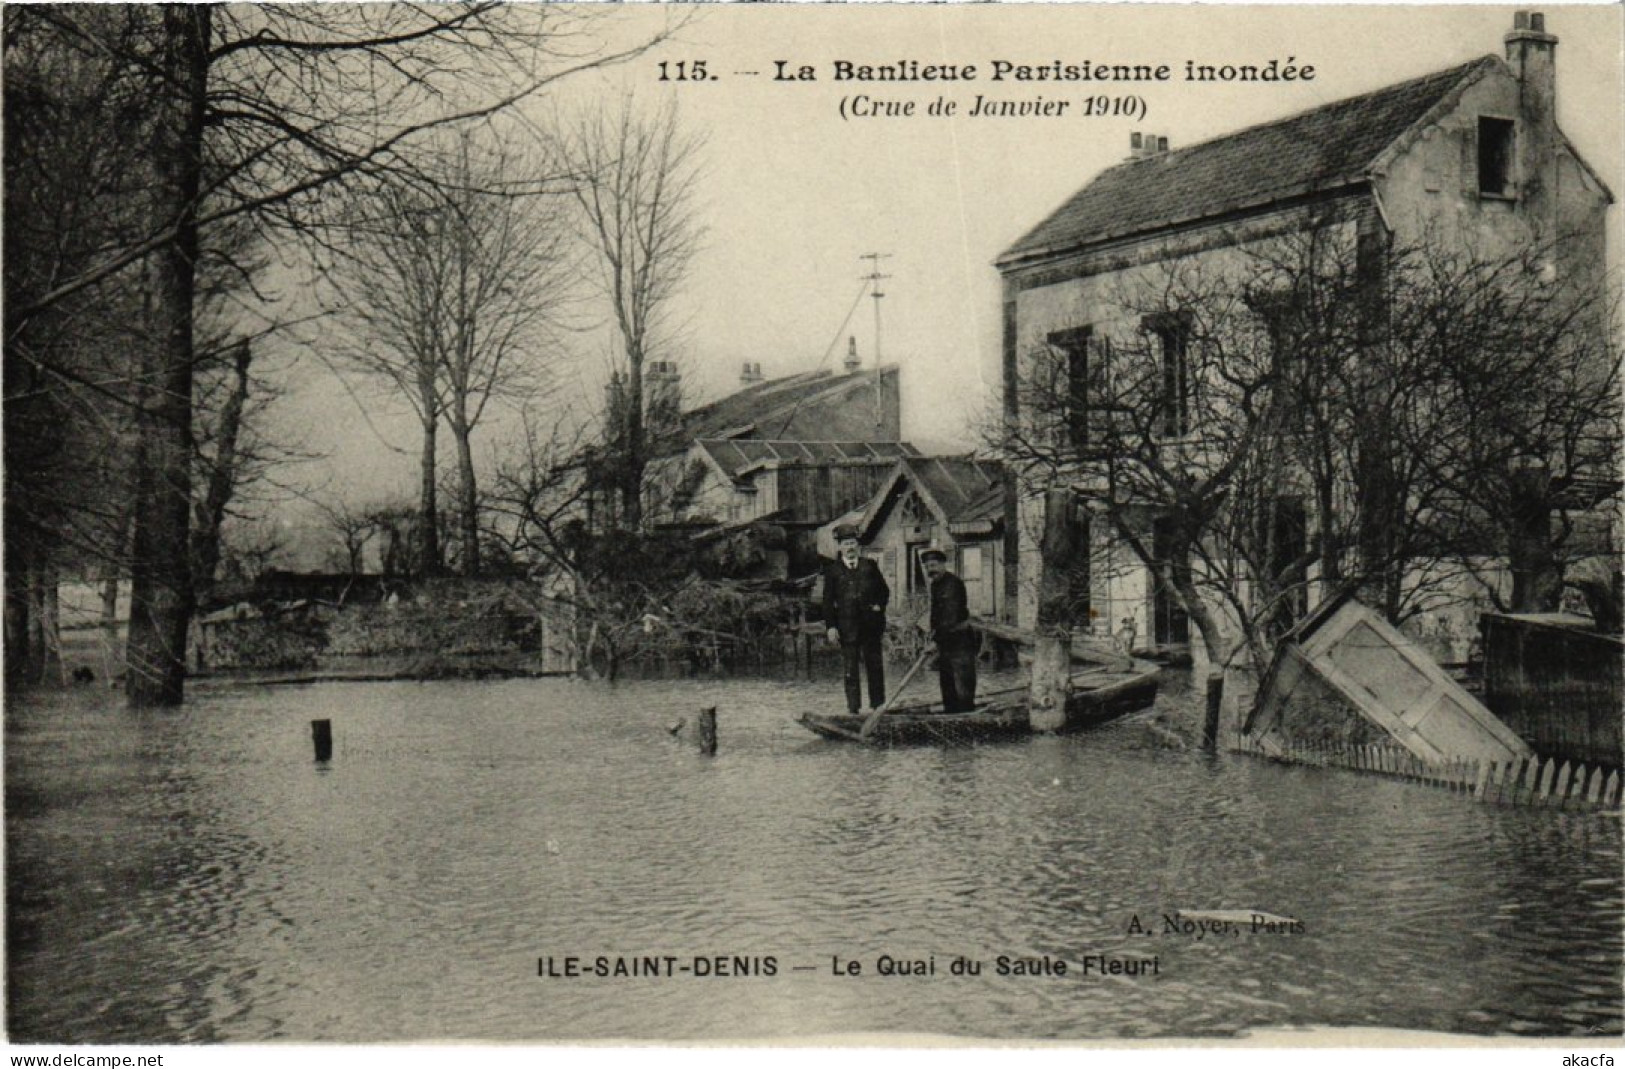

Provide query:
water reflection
left=6, top=668, right=1621, bottom=1042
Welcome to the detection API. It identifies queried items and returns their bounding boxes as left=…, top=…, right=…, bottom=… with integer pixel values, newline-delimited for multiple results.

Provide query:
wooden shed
left=817, top=456, right=1009, bottom=625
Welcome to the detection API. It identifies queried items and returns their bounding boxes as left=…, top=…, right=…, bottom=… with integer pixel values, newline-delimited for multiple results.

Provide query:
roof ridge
left=1118, top=55, right=1495, bottom=173
left=694, top=437, right=915, bottom=447
left=682, top=363, right=899, bottom=422
left=1000, top=54, right=1500, bottom=265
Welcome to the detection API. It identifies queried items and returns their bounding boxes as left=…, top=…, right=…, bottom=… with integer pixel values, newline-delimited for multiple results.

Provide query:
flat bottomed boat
left=795, top=663, right=1159, bottom=746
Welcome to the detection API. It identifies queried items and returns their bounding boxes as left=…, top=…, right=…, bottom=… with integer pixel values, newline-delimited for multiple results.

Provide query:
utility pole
left=860, top=253, right=891, bottom=425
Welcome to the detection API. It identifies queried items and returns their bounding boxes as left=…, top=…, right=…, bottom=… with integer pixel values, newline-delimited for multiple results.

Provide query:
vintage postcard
left=4, top=1, right=1621, bottom=1060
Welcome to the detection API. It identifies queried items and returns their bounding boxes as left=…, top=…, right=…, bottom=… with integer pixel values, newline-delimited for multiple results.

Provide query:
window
left=907, top=545, right=930, bottom=594
left=1047, top=326, right=1093, bottom=451
left=1251, top=291, right=1312, bottom=404
left=1144, top=313, right=1192, bottom=439
left=1264, top=497, right=1309, bottom=638
left=1252, top=294, right=1295, bottom=355
left=1047, top=327, right=1116, bottom=452
left=959, top=545, right=988, bottom=616
left=1477, top=117, right=1515, bottom=197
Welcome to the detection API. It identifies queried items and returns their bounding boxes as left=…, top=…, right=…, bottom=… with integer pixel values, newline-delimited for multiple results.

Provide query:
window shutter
left=1048, top=326, right=1093, bottom=454
left=1088, top=336, right=1114, bottom=442
left=1459, top=124, right=1478, bottom=198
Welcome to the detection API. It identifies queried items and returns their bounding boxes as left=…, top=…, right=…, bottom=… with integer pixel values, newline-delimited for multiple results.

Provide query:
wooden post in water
left=1029, top=489, right=1076, bottom=733
left=311, top=719, right=333, bottom=762
left=695, top=707, right=717, bottom=755
left=667, top=708, right=718, bottom=755
left=1201, top=680, right=1223, bottom=752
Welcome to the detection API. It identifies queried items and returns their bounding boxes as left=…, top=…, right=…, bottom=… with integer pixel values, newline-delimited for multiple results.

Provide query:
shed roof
left=999, top=56, right=1500, bottom=267
left=681, top=365, right=897, bottom=441
left=857, top=456, right=1006, bottom=538
left=695, top=439, right=919, bottom=483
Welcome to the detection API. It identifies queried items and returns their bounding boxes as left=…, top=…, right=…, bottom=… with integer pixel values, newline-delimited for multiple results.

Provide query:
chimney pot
left=1157, top=136, right=1169, bottom=153
left=1530, top=12, right=1544, bottom=31
left=844, top=336, right=860, bottom=372
left=1514, top=10, right=1530, bottom=30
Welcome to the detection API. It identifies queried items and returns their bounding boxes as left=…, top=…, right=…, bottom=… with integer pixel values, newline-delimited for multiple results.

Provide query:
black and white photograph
left=4, top=1, right=1623, bottom=1053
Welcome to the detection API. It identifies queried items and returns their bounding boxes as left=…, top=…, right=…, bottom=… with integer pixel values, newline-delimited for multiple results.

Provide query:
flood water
left=6, top=666, right=1621, bottom=1043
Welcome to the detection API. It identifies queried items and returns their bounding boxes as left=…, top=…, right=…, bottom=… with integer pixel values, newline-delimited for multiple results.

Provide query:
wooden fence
left=1481, top=613, right=1623, bottom=769
left=1231, top=736, right=1623, bottom=812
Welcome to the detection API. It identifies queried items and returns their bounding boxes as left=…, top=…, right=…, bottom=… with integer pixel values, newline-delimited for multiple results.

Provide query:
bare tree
left=330, top=128, right=577, bottom=577
left=216, top=517, right=287, bottom=586
left=992, top=223, right=1618, bottom=739
left=1385, top=237, right=1620, bottom=614
left=4, top=5, right=685, bottom=704
left=4, top=6, right=155, bottom=683
left=329, top=177, right=449, bottom=577
left=311, top=497, right=381, bottom=577
left=556, top=98, right=704, bottom=528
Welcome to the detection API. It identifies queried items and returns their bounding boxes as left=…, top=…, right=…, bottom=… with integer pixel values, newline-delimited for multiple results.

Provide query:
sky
left=279, top=2, right=1624, bottom=518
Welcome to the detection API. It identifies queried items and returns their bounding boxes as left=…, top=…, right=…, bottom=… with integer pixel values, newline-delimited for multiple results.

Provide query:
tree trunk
left=101, top=570, right=122, bottom=684
left=452, top=420, right=481, bottom=576
left=125, top=6, right=209, bottom=708
left=40, top=561, right=62, bottom=685
left=1160, top=534, right=1232, bottom=751
left=622, top=349, right=645, bottom=528
left=25, top=561, right=60, bottom=685
left=190, top=340, right=252, bottom=611
left=1030, top=488, right=1076, bottom=732
left=1202, top=671, right=1224, bottom=751
left=6, top=541, right=32, bottom=686
left=1509, top=458, right=1562, bottom=612
left=418, top=414, right=441, bottom=576
left=1355, top=433, right=1403, bottom=621
left=1315, top=476, right=1340, bottom=586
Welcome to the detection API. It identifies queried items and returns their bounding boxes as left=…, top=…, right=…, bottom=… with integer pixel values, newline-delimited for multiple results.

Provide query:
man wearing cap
left=822, top=523, right=889, bottom=715
left=922, top=547, right=980, bottom=712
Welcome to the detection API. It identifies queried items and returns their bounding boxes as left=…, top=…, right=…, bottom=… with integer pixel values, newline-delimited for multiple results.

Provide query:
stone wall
left=195, top=583, right=546, bottom=673
left=199, top=611, right=329, bottom=671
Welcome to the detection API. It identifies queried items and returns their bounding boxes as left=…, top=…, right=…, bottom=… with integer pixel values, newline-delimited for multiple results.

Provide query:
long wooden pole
left=859, top=649, right=931, bottom=740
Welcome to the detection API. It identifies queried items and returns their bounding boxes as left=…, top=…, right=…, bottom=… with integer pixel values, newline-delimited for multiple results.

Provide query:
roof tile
left=1000, top=56, right=1498, bottom=265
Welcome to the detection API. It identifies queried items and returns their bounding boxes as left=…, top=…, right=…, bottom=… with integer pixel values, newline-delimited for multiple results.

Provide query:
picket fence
left=1231, top=736, right=1623, bottom=812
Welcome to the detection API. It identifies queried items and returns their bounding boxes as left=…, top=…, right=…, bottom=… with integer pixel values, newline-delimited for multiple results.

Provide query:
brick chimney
left=843, top=336, right=861, bottom=373
left=1128, top=132, right=1171, bottom=160
left=645, top=359, right=682, bottom=434
left=1505, top=10, right=1558, bottom=235
left=739, top=361, right=764, bottom=386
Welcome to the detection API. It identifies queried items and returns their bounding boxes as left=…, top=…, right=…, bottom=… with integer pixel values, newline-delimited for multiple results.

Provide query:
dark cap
left=834, top=523, right=860, bottom=542
left=920, top=547, right=947, bottom=563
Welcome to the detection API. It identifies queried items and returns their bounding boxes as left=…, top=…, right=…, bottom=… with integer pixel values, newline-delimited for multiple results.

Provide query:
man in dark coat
left=822, top=524, right=889, bottom=715
left=922, top=547, right=980, bottom=712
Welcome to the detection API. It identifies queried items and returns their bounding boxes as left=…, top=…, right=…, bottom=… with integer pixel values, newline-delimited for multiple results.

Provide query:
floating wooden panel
left=1285, top=601, right=1531, bottom=764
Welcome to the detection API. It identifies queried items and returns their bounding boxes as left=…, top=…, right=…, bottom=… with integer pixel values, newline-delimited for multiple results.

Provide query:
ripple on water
left=5, top=673, right=1621, bottom=1042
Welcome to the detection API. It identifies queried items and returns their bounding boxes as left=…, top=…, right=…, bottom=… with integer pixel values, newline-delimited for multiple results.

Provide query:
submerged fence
left=1231, top=736, right=1623, bottom=812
